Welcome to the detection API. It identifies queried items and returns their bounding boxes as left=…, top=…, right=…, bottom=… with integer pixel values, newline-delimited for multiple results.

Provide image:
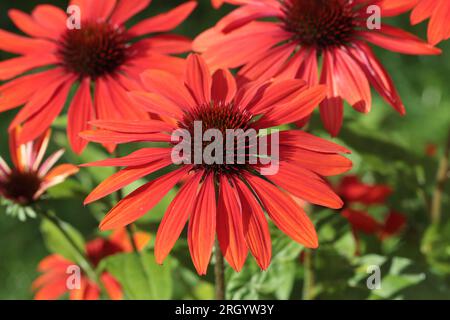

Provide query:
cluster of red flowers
left=33, top=229, right=150, bottom=300
left=0, top=0, right=445, bottom=300
left=336, top=176, right=406, bottom=254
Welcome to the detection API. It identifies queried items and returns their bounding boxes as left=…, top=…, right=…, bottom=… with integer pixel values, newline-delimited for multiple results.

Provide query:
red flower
left=0, top=127, right=78, bottom=205
left=0, top=0, right=197, bottom=154
left=194, top=0, right=440, bottom=136
left=33, top=229, right=150, bottom=300
left=382, top=0, right=450, bottom=45
left=81, top=54, right=352, bottom=274
left=337, top=175, right=406, bottom=247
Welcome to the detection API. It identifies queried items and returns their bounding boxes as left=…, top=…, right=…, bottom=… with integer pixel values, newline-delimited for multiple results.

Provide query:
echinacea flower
left=382, top=0, right=450, bottom=45
left=194, top=0, right=441, bottom=136
left=0, top=127, right=78, bottom=208
left=33, top=229, right=150, bottom=300
left=80, top=54, right=352, bottom=275
left=0, top=0, right=197, bottom=154
left=337, top=175, right=406, bottom=253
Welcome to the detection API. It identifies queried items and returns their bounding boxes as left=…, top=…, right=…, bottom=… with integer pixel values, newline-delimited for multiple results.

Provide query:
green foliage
left=40, top=218, right=86, bottom=263
left=100, top=252, right=173, bottom=300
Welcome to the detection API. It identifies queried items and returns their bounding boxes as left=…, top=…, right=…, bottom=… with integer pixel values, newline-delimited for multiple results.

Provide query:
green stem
left=302, top=249, right=315, bottom=300
left=430, top=128, right=450, bottom=224
left=214, top=240, right=225, bottom=300
left=40, top=210, right=99, bottom=285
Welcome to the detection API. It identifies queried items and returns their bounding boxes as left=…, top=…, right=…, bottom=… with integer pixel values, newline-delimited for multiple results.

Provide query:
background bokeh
left=0, top=0, right=449, bottom=299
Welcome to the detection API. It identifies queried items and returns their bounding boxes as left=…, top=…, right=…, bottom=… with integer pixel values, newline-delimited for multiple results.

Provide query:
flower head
left=382, top=0, right=450, bottom=45
left=33, top=229, right=150, bottom=300
left=81, top=54, right=352, bottom=275
left=0, top=127, right=78, bottom=207
left=337, top=175, right=406, bottom=252
left=194, top=0, right=440, bottom=136
left=0, top=0, right=197, bottom=154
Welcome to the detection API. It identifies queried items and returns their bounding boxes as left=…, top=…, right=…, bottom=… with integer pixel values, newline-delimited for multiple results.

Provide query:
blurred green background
left=0, top=0, right=449, bottom=299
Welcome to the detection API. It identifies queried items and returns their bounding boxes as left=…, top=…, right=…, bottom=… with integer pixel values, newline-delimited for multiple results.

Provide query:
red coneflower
left=382, top=0, right=450, bottom=45
left=194, top=0, right=440, bottom=136
left=0, top=0, right=197, bottom=154
left=337, top=175, right=406, bottom=253
left=80, top=54, right=352, bottom=275
left=0, top=127, right=78, bottom=207
left=33, top=229, right=150, bottom=300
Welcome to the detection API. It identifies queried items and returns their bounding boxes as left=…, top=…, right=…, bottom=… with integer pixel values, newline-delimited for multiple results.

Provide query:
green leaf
left=101, top=252, right=173, bottom=300
left=40, top=218, right=86, bottom=264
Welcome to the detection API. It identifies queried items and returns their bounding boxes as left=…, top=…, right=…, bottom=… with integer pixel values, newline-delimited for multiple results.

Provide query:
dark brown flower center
left=0, top=170, right=42, bottom=205
left=178, top=102, right=255, bottom=174
left=58, top=22, right=132, bottom=79
left=282, top=0, right=358, bottom=49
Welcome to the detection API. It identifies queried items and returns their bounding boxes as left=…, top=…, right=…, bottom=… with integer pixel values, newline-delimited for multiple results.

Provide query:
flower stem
left=430, top=128, right=450, bottom=224
left=214, top=240, right=225, bottom=300
left=39, top=210, right=99, bottom=284
left=302, top=249, right=315, bottom=300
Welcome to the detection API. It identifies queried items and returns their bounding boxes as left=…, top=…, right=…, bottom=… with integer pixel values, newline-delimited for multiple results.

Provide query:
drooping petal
left=155, top=171, right=204, bottom=264
left=333, top=48, right=372, bottom=113
left=266, top=161, right=343, bottom=209
left=81, top=148, right=171, bottom=167
left=278, top=130, right=351, bottom=154
left=244, top=173, right=318, bottom=248
left=217, top=175, right=248, bottom=272
left=67, top=78, right=94, bottom=155
left=85, top=157, right=173, bottom=204
left=89, top=119, right=176, bottom=134
left=80, top=130, right=171, bottom=144
left=18, top=78, right=75, bottom=144
left=8, top=70, right=70, bottom=129
left=284, top=147, right=353, bottom=176
left=0, top=54, right=58, bottom=81
left=410, top=0, right=435, bottom=24
left=99, top=166, right=191, bottom=230
left=233, top=177, right=271, bottom=270
left=319, top=49, right=344, bottom=137
left=188, top=173, right=217, bottom=275
left=0, top=69, right=61, bottom=112
left=348, top=42, right=405, bottom=115
left=359, top=24, right=441, bottom=55
left=37, top=149, right=64, bottom=177
left=427, top=0, right=450, bottom=45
